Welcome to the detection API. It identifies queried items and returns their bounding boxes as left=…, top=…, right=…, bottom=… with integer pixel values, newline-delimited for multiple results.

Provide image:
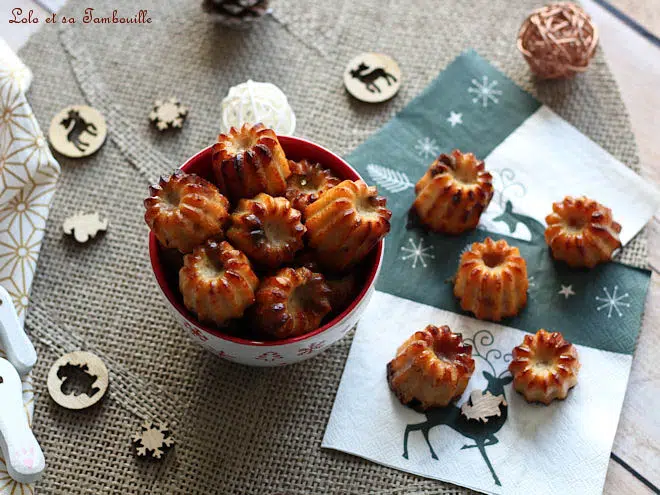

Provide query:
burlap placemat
left=17, top=0, right=646, bottom=493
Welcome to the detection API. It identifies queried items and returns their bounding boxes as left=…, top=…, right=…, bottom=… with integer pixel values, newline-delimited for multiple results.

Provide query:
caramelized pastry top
left=227, top=193, right=305, bottom=269
left=179, top=239, right=259, bottom=326
left=285, top=159, right=341, bottom=211
left=509, top=329, right=580, bottom=405
left=454, top=237, right=528, bottom=321
left=252, top=267, right=332, bottom=339
left=144, top=171, right=230, bottom=253
left=545, top=196, right=622, bottom=268
left=305, top=179, right=391, bottom=272
left=413, top=150, right=493, bottom=234
left=387, top=325, right=475, bottom=410
left=212, top=122, right=290, bottom=201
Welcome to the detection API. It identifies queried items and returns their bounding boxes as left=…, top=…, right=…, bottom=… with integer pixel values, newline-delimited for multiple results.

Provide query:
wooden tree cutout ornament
left=149, top=98, right=188, bottom=131
left=47, top=351, right=109, bottom=410
left=133, top=421, right=174, bottom=459
left=461, top=390, right=507, bottom=423
left=63, top=212, right=108, bottom=243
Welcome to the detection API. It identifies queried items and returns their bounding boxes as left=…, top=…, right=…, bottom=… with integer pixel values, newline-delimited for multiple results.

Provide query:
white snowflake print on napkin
left=400, top=237, right=435, bottom=269
left=414, top=137, right=439, bottom=159
left=468, top=75, right=502, bottom=108
left=595, top=286, right=630, bottom=318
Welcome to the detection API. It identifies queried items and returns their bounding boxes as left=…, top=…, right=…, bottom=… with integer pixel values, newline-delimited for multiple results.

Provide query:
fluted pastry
left=413, top=150, right=493, bottom=234
left=285, top=159, right=341, bottom=211
left=179, top=239, right=259, bottom=326
left=144, top=171, right=230, bottom=253
left=212, top=123, right=291, bottom=201
left=509, top=329, right=580, bottom=405
left=387, top=325, right=475, bottom=410
left=252, top=267, right=332, bottom=339
left=454, top=238, right=528, bottom=321
left=227, top=193, right=305, bottom=269
left=545, top=196, right=622, bottom=268
left=305, top=180, right=391, bottom=272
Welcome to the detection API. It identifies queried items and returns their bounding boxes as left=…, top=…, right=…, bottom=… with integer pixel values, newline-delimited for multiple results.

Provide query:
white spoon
left=0, top=357, right=46, bottom=483
left=0, top=286, right=44, bottom=483
left=0, top=286, right=36, bottom=377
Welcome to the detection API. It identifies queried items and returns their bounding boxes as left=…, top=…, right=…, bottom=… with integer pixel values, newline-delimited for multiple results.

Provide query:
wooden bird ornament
left=63, top=212, right=108, bottom=243
left=461, top=390, right=508, bottom=423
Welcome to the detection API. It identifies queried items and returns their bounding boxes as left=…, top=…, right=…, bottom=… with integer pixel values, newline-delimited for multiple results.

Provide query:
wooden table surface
left=3, top=0, right=659, bottom=493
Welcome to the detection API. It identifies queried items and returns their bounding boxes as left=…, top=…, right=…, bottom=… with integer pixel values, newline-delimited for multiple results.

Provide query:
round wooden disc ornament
left=47, top=351, right=109, bottom=410
left=343, top=53, right=401, bottom=103
left=48, top=105, right=107, bottom=158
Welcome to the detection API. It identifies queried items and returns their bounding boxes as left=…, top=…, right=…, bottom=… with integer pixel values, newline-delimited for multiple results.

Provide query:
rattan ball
left=517, top=3, right=598, bottom=80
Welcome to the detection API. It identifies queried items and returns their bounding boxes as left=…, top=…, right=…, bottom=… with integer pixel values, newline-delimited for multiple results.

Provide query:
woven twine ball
left=517, top=2, right=599, bottom=79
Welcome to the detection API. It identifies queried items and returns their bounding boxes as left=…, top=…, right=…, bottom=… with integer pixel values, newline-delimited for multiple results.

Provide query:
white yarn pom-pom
left=220, top=80, right=296, bottom=135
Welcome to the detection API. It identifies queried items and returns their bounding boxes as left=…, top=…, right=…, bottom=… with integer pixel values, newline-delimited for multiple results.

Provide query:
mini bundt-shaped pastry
left=212, top=123, right=290, bottom=201
left=454, top=238, right=528, bottom=321
left=285, top=159, right=341, bottom=211
left=304, top=180, right=391, bottom=272
left=252, top=267, right=332, bottom=339
left=545, top=196, right=622, bottom=268
left=227, top=193, right=305, bottom=269
left=144, top=171, right=230, bottom=253
left=387, top=325, right=475, bottom=410
left=509, top=329, right=580, bottom=405
left=179, top=239, right=259, bottom=326
left=413, top=150, right=493, bottom=234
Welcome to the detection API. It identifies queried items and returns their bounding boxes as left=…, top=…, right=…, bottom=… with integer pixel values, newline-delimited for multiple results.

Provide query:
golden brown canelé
left=454, top=238, right=528, bottom=321
left=387, top=325, right=475, bottom=410
left=413, top=150, right=493, bottom=234
left=545, top=196, right=622, bottom=268
left=179, top=239, right=259, bottom=326
left=508, top=329, right=580, bottom=405
left=285, top=159, right=341, bottom=211
left=227, top=193, right=306, bottom=269
left=144, top=171, right=230, bottom=253
left=252, top=267, right=332, bottom=339
left=212, top=123, right=291, bottom=201
left=304, top=180, right=392, bottom=272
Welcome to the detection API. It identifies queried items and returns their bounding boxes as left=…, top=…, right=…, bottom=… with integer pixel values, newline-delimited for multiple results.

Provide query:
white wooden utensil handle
left=0, top=358, right=45, bottom=483
left=0, top=286, right=36, bottom=376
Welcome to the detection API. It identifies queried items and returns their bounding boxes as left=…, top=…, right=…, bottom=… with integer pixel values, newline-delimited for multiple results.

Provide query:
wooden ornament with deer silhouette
left=47, top=351, right=109, bottom=410
left=344, top=53, right=401, bottom=103
left=48, top=105, right=107, bottom=158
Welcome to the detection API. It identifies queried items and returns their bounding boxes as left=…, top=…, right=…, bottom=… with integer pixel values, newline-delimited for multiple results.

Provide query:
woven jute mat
left=18, top=0, right=645, bottom=493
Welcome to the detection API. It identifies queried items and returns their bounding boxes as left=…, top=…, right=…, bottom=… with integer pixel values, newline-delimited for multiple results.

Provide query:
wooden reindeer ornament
left=343, top=53, right=401, bottom=103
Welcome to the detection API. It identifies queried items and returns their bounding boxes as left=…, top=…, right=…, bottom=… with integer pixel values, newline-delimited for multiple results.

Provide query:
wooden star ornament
left=461, top=390, right=507, bottom=423
left=149, top=98, right=188, bottom=131
left=133, top=421, right=174, bottom=459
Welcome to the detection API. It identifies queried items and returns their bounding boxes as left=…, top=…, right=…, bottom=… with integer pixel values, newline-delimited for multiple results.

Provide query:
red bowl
left=149, top=136, right=384, bottom=366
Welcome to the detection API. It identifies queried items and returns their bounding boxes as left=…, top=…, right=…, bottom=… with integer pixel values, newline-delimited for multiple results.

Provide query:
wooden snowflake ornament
left=133, top=421, right=174, bottom=459
left=461, top=390, right=507, bottom=423
left=63, top=212, right=108, bottom=243
left=149, top=98, right=188, bottom=131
